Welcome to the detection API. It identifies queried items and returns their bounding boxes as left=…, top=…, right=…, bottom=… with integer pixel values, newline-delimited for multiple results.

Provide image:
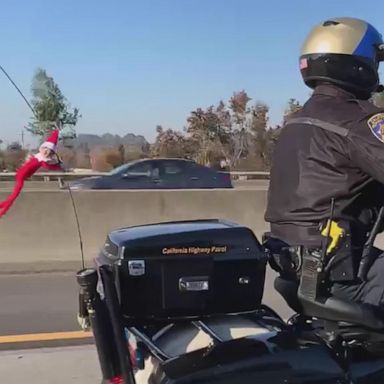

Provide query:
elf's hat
left=40, top=129, right=59, bottom=153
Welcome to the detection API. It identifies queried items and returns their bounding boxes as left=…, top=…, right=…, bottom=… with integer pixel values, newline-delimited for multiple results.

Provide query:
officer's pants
left=332, top=249, right=384, bottom=308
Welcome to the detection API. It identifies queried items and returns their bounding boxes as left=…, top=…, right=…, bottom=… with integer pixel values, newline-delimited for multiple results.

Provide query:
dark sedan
left=65, top=158, right=233, bottom=190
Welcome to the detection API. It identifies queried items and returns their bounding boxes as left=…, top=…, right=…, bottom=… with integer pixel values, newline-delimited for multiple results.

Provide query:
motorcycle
left=76, top=218, right=384, bottom=384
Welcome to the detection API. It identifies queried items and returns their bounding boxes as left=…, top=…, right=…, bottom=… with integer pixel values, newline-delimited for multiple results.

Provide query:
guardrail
left=0, top=172, right=105, bottom=182
left=0, top=170, right=270, bottom=182
left=230, top=171, right=270, bottom=179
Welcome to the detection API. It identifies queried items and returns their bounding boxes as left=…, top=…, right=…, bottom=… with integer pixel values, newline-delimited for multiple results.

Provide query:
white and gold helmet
left=300, top=17, right=384, bottom=95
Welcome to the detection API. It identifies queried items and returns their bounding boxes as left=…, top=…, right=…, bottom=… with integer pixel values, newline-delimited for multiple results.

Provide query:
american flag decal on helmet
left=300, top=58, right=308, bottom=69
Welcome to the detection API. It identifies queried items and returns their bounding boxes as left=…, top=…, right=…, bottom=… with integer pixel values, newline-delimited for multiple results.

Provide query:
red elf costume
left=0, top=129, right=64, bottom=218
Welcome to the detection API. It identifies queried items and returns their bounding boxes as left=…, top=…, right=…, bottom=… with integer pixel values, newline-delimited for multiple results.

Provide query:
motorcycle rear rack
left=127, top=306, right=286, bottom=363
left=79, top=266, right=288, bottom=383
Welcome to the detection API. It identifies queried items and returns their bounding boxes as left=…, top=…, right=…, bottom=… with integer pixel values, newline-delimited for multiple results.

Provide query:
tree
left=232, top=97, right=298, bottom=170
left=141, top=142, right=151, bottom=155
left=125, top=149, right=148, bottom=162
left=224, top=91, right=252, bottom=166
left=186, top=107, right=223, bottom=164
left=26, top=68, right=80, bottom=141
left=89, top=146, right=125, bottom=172
left=90, top=147, right=110, bottom=172
left=185, top=91, right=253, bottom=167
left=57, top=147, right=76, bottom=169
left=105, top=148, right=123, bottom=168
left=7, top=142, right=23, bottom=151
left=149, top=91, right=303, bottom=171
left=75, top=151, right=91, bottom=169
left=151, top=125, right=197, bottom=159
left=4, top=142, right=27, bottom=171
left=232, top=101, right=279, bottom=171
left=264, top=125, right=282, bottom=169
left=372, top=91, right=384, bottom=108
left=283, top=98, right=302, bottom=123
left=0, top=151, right=5, bottom=171
left=118, top=144, right=125, bottom=164
left=251, top=102, right=269, bottom=152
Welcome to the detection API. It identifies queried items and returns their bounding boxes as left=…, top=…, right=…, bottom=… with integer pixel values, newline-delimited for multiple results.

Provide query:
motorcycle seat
left=274, top=276, right=384, bottom=330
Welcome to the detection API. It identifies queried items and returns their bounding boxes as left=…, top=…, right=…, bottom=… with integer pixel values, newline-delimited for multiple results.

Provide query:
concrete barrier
left=0, top=191, right=81, bottom=272
left=1, top=188, right=384, bottom=273
left=0, top=189, right=269, bottom=273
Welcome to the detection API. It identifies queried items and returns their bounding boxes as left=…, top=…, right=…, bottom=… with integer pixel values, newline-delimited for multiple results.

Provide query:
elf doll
left=0, top=129, right=64, bottom=218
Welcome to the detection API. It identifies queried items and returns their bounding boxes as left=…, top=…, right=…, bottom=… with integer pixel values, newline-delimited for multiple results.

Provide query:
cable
left=0, top=65, right=35, bottom=115
left=67, top=183, right=85, bottom=269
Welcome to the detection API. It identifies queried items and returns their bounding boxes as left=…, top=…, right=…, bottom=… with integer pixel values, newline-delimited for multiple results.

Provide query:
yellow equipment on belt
left=320, top=220, right=345, bottom=254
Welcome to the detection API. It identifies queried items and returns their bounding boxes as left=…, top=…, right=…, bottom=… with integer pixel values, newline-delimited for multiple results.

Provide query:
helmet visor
left=376, top=43, right=384, bottom=63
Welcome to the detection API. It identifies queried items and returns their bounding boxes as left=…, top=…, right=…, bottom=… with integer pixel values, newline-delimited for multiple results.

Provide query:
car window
left=126, top=162, right=159, bottom=177
left=108, top=163, right=131, bottom=176
left=163, top=161, right=184, bottom=175
left=159, top=161, right=187, bottom=178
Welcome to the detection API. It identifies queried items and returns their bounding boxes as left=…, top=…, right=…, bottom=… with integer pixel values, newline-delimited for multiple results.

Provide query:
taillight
left=107, top=376, right=124, bottom=384
left=128, top=341, right=137, bottom=369
left=128, top=341, right=145, bottom=370
left=221, top=172, right=232, bottom=185
left=125, top=329, right=145, bottom=370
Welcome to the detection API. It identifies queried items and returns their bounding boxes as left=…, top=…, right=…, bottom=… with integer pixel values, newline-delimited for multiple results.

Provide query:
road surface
left=0, top=268, right=291, bottom=345
left=0, top=345, right=101, bottom=384
left=0, top=269, right=291, bottom=383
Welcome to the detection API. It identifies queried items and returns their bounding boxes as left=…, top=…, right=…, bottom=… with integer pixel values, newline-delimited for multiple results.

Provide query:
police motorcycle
left=76, top=215, right=384, bottom=384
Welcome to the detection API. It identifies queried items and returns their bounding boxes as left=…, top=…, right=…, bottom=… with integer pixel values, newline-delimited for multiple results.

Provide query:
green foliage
left=184, top=90, right=253, bottom=166
left=283, top=98, right=303, bottom=124
left=151, top=91, right=303, bottom=170
left=371, top=91, right=384, bottom=108
left=286, top=98, right=302, bottom=113
left=26, top=68, right=80, bottom=141
left=118, top=144, right=125, bottom=163
left=7, top=142, right=23, bottom=151
left=151, top=125, right=197, bottom=159
left=3, top=143, right=27, bottom=171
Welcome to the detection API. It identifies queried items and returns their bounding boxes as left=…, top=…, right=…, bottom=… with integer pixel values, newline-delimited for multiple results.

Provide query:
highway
left=0, top=273, right=80, bottom=337
left=0, top=266, right=293, bottom=383
left=0, top=183, right=289, bottom=383
left=0, top=268, right=292, bottom=348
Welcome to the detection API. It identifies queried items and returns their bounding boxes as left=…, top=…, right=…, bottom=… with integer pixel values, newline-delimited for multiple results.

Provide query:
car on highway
left=64, top=158, right=233, bottom=190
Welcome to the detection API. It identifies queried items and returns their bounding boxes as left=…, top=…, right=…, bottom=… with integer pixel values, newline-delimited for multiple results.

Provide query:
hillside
left=70, top=133, right=148, bottom=149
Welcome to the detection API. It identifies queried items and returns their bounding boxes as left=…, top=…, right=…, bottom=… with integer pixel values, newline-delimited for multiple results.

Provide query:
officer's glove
left=263, top=237, right=291, bottom=274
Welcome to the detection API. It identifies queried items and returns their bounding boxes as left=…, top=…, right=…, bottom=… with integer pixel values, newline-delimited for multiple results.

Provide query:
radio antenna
left=0, top=65, right=35, bottom=115
left=0, top=64, right=85, bottom=269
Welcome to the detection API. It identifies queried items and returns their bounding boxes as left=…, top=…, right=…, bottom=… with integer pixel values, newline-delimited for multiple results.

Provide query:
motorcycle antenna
left=0, top=65, right=35, bottom=115
left=0, top=64, right=85, bottom=269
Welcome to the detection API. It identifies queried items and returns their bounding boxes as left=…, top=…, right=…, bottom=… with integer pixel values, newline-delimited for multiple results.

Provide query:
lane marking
left=0, top=331, right=93, bottom=344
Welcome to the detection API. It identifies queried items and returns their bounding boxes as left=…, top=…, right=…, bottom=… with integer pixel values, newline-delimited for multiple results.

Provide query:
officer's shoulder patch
left=367, top=113, right=384, bottom=143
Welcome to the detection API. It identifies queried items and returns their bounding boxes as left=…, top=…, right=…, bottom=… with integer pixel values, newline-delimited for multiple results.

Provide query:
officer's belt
left=270, top=223, right=323, bottom=247
left=285, top=117, right=349, bottom=137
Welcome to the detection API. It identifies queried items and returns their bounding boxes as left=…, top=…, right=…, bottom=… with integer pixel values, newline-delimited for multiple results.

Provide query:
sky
left=0, top=0, right=383, bottom=147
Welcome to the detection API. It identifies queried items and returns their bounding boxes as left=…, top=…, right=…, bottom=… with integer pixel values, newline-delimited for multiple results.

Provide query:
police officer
left=265, top=17, right=384, bottom=308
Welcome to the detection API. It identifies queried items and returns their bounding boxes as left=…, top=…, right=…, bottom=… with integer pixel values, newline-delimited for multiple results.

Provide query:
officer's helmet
left=300, top=17, right=384, bottom=95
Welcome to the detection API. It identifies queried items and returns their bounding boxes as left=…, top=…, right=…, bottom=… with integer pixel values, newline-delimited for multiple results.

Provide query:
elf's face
left=40, top=146, right=54, bottom=158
